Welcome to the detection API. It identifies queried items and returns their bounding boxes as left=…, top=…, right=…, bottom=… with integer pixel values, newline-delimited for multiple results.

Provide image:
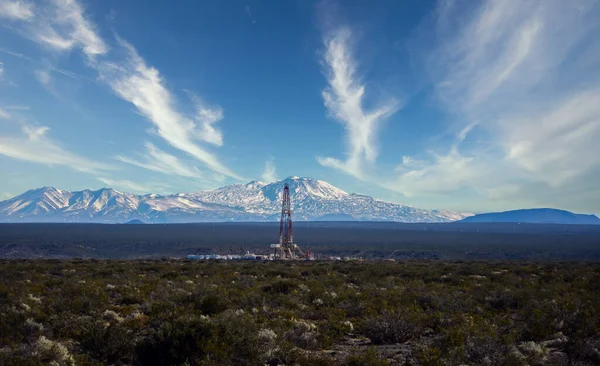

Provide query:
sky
left=0, top=0, right=599, bottom=214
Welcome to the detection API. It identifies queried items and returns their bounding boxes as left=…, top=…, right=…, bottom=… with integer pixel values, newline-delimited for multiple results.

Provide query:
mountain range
left=0, top=176, right=472, bottom=223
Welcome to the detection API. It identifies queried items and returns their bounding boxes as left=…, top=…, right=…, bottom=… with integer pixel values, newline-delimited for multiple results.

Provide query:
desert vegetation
left=0, top=260, right=599, bottom=365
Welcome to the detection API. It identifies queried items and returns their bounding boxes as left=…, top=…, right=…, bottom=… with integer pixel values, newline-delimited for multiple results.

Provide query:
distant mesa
left=460, top=208, right=600, bottom=225
left=124, top=219, right=145, bottom=225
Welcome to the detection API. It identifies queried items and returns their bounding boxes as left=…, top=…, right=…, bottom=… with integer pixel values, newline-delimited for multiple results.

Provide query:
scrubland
left=0, top=260, right=599, bottom=365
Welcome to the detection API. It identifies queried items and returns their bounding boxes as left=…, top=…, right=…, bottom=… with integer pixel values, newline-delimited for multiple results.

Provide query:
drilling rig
left=270, top=183, right=306, bottom=260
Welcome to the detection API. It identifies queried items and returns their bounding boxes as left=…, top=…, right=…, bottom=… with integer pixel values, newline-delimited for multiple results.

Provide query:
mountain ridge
left=0, top=177, right=471, bottom=223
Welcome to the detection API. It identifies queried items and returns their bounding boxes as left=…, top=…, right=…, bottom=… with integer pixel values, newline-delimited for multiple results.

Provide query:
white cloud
left=99, top=38, right=241, bottom=180
left=501, top=90, right=600, bottom=187
left=3, top=0, right=241, bottom=182
left=318, top=27, right=400, bottom=179
left=0, top=0, right=34, bottom=20
left=0, top=47, right=33, bottom=61
left=0, top=104, right=30, bottom=119
left=2, top=104, right=29, bottom=110
left=0, top=47, right=83, bottom=83
left=190, top=94, right=224, bottom=147
left=36, top=29, right=74, bottom=51
left=96, top=177, right=168, bottom=194
left=0, top=192, right=14, bottom=200
left=392, top=147, right=481, bottom=197
left=1, top=0, right=105, bottom=58
left=261, top=158, right=278, bottom=182
left=388, top=0, right=600, bottom=212
left=485, top=184, right=522, bottom=201
left=457, top=122, right=478, bottom=143
left=0, top=107, right=10, bottom=119
left=116, top=142, right=204, bottom=180
left=0, top=62, right=9, bottom=117
left=387, top=123, right=491, bottom=198
left=34, top=69, right=51, bottom=85
left=0, top=124, right=115, bottom=174
left=36, top=0, right=107, bottom=58
left=0, top=47, right=33, bottom=62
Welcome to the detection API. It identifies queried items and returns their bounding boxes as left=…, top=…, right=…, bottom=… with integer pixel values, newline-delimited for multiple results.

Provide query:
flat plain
left=1, top=222, right=599, bottom=260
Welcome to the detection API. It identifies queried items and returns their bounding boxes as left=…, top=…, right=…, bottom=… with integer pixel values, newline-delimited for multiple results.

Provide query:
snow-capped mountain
left=0, top=177, right=471, bottom=223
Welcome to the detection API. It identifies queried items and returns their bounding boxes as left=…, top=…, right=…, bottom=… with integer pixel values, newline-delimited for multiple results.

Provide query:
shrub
left=262, top=279, right=298, bottom=295
left=345, top=348, right=390, bottom=366
left=195, top=294, right=229, bottom=316
left=134, top=317, right=212, bottom=366
left=80, top=322, right=133, bottom=364
left=361, top=311, right=422, bottom=345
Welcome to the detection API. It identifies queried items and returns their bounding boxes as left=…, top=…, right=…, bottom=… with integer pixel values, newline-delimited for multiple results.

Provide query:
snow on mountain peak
left=245, top=180, right=266, bottom=188
left=0, top=178, right=470, bottom=223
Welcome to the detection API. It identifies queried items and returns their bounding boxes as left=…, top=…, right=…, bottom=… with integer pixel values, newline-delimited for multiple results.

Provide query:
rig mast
left=271, top=183, right=305, bottom=259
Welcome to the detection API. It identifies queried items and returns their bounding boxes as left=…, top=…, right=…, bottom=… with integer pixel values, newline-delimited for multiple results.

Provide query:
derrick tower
left=271, top=183, right=304, bottom=259
left=279, top=183, right=293, bottom=247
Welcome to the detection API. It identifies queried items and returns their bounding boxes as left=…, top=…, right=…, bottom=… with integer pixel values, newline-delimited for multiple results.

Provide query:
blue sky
left=0, top=0, right=599, bottom=213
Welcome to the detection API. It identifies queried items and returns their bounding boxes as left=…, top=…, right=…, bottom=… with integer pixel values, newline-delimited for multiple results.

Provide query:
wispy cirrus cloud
left=261, top=158, right=278, bottom=182
left=317, top=27, right=400, bottom=179
left=34, top=69, right=51, bottom=86
left=116, top=142, right=204, bottom=180
left=2, top=0, right=242, bottom=184
left=0, top=46, right=34, bottom=61
left=1, top=0, right=105, bottom=58
left=0, top=107, right=10, bottom=119
left=0, top=104, right=30, bottom=120
left=389, top=123, right=488, bottom=198
left=189, top=94, right=224, bottom=147
left=2, top=104, right=29, bottom=110
left=392, top=148, right=483, bottom=197
left=388, top=0, right=600, bottom=212
left=501, top=90, right=600, bottom=187
left=245, top=5, right=256, bottom=24
left=34, top=0, right=106, bottom=59
left=99, top=38, right=241, bottom=180
left=0, top=192, right=14, bottom=200
left=0, top=0, right=34, bottom=20
left=0, top=46, right=81, bottom=82
left=0, top=124, right=115, bottom=174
